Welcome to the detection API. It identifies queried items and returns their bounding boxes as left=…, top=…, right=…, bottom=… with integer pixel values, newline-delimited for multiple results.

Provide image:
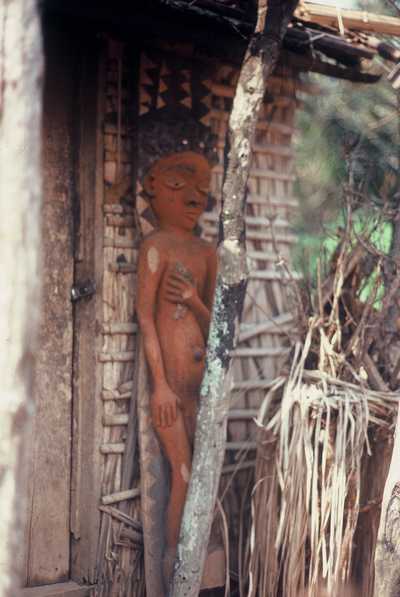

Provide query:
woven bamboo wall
left=93, top=39, right=300, bottom=595
left=94, top=40, right=144, bottom=597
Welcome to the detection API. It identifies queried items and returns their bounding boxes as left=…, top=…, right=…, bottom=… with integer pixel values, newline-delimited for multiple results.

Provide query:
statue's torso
left=154, top=232, right=214, bottom=399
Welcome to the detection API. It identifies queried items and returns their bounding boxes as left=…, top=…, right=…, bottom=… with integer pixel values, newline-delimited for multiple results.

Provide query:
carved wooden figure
left=136, top=151, right=218, bottom=587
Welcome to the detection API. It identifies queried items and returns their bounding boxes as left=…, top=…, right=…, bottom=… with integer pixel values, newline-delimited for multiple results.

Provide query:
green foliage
left=292, top=71, right=399, bottom=290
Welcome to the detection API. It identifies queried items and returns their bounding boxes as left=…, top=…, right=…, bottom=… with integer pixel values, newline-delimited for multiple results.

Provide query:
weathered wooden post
left=0, top=1, right=43, bottom=595
left=169, top=2, right=299, bottom=595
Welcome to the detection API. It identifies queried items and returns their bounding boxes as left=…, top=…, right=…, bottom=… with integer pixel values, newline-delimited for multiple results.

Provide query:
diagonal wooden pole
left=0, top=1, right=43, bottom=595
left=169, top=2, right=299, bottom=596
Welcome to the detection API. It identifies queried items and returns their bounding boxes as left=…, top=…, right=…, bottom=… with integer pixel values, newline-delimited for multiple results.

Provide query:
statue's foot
left=163, top=546, right=176, bottom=590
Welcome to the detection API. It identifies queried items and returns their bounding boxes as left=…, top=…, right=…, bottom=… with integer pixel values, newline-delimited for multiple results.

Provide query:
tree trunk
left=373, top=90, right=400, bottom=597
left=169, top=2, right=298, bottom=596
left=374, top=406, right=400, bottom=597
left=0, top=1, right=43, bottom=595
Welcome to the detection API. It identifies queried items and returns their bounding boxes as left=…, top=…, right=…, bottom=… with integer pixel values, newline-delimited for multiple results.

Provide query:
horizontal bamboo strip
left=202, top=212, right=290, bottom=228
left=238, top=313, right=294, bottom=342
left=228, top=409, right=258, bottom=420
left=119, top=380, right=134, bottom=393
left=108, top=262, right=136, bottom=273
left=210, top=109, right=295, bottom=135
left=211, top=83, right=296, bottom=105
left=100, top=443, right=125, bottom=454
left=253, top=142, right=293, bottom=157
left=246, top=194, right=298, bottom=207
left=247, top=250, right=280, bottom=262
left=213, top=165, right=295, bottom=182
left=104, top=237, right=136, bottom=249
left=102, top=440, right=258, bottom=453
left=101, top=488, right=141, bottom=505
left=210, top=71, right=313, bottom=94
left=99, top=506, right=142, bottom=532
left=104, top=204, right=134, bottom=214
left=119, top=527, right=143, bottom=545
left=226, top=441, right=257, bottom=451
left=232, top=346, right=289, bottom=358
left=231, top=379, right=274, bottom=391
left=221, top=460, right=256, bottom=475
left=246, top=230, right=297, bottom=243
left=105, top=214, right=135, bottom=227
left=103, top=411, right=258, bottom=425
left=98, top=351, right=135, bottom=363
left=249, top=270, right=302, bottom=281
left=102, top=389, right=132, bottom=401
left=202, top=226, right=297, bottom=244
left=103, top=414, right=129, bottom=426
left=102, top=322, right=137, bottom=334
left=217, top=140, right=293, bottom=158
left=104, top=123, right=134, bottom=135
left=257, top=119, right=296, bottom=135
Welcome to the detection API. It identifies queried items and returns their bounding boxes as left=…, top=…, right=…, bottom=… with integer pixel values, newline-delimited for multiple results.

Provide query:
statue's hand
left=164, top=271, right=198, bottom=308
left=151, top=384, right=182, bottom=428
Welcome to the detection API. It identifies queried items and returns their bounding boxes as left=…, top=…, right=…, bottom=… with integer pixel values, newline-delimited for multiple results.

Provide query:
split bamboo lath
left=93, top=38, right=300, bottom=595
left=94, top=40, right=144, bottom=597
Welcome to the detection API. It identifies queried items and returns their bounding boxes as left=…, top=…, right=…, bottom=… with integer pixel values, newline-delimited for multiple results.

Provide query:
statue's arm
left=189, top=249, right=217, bottom=339
left=164, top=249, right=217, bottom=340
left=136, top=239, right=180, bottom=428
left=204, top=249, right=218, bottom=312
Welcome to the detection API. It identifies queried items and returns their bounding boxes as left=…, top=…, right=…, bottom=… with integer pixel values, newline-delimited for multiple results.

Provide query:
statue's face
left=144, top=151, right=211, bottom=232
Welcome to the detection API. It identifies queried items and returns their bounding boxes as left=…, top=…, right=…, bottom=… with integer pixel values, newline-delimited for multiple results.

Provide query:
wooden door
left=21, top=23, right=80, bottom=587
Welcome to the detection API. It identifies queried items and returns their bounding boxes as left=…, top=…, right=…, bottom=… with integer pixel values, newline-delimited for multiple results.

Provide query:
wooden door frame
left=70, top=34, right=106, bottom=585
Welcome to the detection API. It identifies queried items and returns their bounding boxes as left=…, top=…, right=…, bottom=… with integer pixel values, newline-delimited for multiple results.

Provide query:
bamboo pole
left=169, top=1, right=299, bottom=595
left=298, top=2, right=400, bottom=36
left=101, top=488, right=140, bottom=505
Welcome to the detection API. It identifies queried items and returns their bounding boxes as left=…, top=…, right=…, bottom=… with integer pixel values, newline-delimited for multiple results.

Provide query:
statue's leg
left=155, top=409, right=192, bottom=582
left=182, top=396, right=198, bottom=449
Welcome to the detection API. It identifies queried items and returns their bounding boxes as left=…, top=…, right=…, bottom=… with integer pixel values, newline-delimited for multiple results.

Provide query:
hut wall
left=22, top=25, right=81, bottom=586
left=91, top=40, right=144, bottom=596
left=91, top=38, right=299, bottom=595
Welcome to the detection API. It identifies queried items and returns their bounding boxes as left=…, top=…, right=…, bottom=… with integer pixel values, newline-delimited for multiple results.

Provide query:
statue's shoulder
left=140, top=230, right=169, bottom=249
left=195, top=236, right=217, bottom=257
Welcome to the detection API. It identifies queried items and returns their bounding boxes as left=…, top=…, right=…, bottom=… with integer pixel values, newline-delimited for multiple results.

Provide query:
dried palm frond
left=248, top=331, right=397, bottom=597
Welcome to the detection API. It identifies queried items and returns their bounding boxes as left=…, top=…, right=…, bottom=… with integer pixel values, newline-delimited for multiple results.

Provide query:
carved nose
left=187, top=197, right=201, bottom=208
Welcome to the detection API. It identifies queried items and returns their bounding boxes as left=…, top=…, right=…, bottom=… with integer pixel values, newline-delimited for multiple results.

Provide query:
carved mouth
left=185, top=211, right=200, bottom=220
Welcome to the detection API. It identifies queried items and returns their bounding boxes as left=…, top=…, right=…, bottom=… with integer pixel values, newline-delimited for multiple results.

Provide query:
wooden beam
left=70, top=39, right=105, bottom=585
left=298, top=3, right=400, bottom=37
left=287, top=50, right=382, bottom=83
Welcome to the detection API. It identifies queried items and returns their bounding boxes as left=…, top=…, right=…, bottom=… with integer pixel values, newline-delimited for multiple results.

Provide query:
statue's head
left=143, top=151, right=211, bottom=231
left=138, top=109, right=217, bottom=232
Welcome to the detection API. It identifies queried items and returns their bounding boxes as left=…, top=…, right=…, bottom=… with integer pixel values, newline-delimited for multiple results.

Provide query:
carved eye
left=197, top=178, right=210, bottom=195
left=165, top=178, right=186, bottom=190
left=197, top=185, right=209, bottom=196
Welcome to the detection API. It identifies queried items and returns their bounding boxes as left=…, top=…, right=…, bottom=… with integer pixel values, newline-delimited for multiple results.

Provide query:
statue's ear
left=143, top=171, right=155, bottom=197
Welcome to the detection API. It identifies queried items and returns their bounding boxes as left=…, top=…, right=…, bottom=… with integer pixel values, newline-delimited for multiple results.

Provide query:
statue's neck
left=158, top=223, right=195, bottom=240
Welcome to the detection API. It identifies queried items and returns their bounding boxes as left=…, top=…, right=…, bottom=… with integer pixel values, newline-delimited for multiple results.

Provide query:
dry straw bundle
left=247, top=209, right=400, bottom=596
left=248, top=330, right=397, bottom=597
